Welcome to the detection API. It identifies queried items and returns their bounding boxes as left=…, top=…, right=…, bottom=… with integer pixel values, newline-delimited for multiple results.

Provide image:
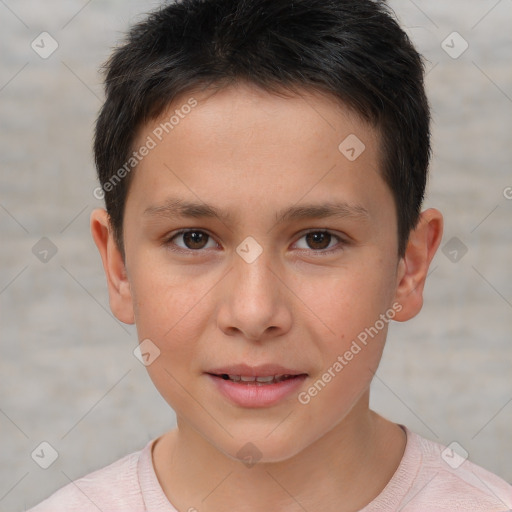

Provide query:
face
left=96, top=83, right=426, bottom=463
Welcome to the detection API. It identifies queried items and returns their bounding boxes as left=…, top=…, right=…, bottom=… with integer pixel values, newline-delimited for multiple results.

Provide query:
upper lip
left=206, top=364, right=307, bottom=377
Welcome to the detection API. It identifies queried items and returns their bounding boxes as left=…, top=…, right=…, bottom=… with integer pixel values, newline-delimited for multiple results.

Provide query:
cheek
left=133, top=273, right=209, bottom=410
left=129, top=266, right=213, bottom=397
left=129, top=254, right=210, bottom=338
left=292, top=258, right=396, bottom=407
left=294, top=259, right=396, bottom=343
left=296, top=317, right=389, bottom=432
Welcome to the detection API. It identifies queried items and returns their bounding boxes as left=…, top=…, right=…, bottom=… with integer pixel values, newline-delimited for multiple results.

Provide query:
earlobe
left=393, top=208, right=443, bottom=322
left=90, top=208, right=135, bottom=324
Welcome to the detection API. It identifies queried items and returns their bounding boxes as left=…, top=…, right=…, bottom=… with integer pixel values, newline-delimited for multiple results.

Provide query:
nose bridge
left=232, top=236, right=277, bottom=303
left=215, top=236, right=291, bottom=340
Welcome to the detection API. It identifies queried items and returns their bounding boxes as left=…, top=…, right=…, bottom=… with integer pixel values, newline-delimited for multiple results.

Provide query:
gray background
left=1, top=0, right=511, bottom=510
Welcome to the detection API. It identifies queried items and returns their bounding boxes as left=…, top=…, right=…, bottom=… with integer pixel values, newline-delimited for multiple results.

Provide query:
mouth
left=205, top=364, right=308, bottom=407
left=209, top=373, right=305, bottom=385
left=206, top=363, right=308, bottom=383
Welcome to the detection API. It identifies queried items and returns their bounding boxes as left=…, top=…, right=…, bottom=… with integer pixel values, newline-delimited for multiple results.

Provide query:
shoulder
left=403, top=428, right=512, bottom=511
left=27, top=442, right=151, bottom=512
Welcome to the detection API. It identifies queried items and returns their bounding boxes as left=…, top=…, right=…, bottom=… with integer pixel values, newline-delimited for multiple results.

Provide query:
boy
left=29, top=0, right=512, bottom=510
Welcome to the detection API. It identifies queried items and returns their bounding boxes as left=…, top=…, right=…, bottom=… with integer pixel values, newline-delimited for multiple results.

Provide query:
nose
left=215, top=246, right=293, bottom=342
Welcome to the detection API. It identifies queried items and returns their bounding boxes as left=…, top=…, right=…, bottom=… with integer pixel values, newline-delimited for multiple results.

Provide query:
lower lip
left=207, top=374, right=307, bottom=408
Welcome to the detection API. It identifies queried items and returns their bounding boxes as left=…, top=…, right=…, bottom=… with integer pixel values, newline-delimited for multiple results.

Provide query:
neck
left=152, top=396, right=406, bottom=512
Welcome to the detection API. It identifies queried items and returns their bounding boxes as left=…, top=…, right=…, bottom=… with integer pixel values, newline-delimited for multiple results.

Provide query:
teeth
left=255, top=376, right=275, bottom=383
left=219, top=374, right=297, bottom=384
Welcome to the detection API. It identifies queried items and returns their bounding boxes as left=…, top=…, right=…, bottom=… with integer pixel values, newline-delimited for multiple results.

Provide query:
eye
left=294, top=230, right=345, bottom=254
left=164, top=229, right=346, bottom=255
left=165, top=229, right=218, bottom=252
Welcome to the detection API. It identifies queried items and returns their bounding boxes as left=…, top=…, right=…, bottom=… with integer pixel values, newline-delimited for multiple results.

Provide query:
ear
left=90, top=208, right=135, bottom=324
left=393, top=208, right=443, bottom=321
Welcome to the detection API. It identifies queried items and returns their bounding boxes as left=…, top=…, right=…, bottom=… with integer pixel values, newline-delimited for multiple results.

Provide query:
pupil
left=182, top=231, right=331, bottom=251
left=307, top=232, right=330, bottom=250
left=184, top=231, right=207, bottom=249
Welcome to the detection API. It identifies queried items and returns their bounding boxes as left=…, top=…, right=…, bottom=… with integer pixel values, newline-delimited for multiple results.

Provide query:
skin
left=91, top=82, right=443, bottom=512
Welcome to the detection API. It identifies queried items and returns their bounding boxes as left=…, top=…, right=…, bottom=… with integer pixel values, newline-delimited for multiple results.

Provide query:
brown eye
left=182, top=231, right=208, bottom=249
left=167, top=230, right=217, bottom=251
left=305, top=231, right=332, bottom=250
left=294, top=230, right=345, bottom=254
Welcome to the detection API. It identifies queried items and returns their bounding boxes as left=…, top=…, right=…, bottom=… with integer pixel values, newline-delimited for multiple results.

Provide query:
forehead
left=158, top=82, right=378, bottom=153
left=128, top=82, right=390, bottom=225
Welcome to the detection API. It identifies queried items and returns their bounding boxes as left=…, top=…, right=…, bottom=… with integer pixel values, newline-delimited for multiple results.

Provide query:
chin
left=213, top=427, right=315, bottom=466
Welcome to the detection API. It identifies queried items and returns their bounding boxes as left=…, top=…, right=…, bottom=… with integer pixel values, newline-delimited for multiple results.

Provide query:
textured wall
left=1, top=1, right=511, bottom=509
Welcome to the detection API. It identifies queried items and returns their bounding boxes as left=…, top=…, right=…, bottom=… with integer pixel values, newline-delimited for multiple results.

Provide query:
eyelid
left=164, top=228, right=348, bottom=255
left=164, top=229, right=220, bottom=253
left=292, top=229, right=347, bottom=254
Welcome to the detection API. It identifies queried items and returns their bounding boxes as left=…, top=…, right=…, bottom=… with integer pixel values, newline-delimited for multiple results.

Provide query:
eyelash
left=164, top=229, right=347, bottom=256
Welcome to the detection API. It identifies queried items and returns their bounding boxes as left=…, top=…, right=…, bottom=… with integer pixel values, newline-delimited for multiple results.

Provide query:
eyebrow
left=144, top=197, right=370, bottom=224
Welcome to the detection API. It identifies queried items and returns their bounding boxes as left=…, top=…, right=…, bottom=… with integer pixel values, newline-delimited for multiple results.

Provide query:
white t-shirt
left=28, top=425, right=512, bottom=511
